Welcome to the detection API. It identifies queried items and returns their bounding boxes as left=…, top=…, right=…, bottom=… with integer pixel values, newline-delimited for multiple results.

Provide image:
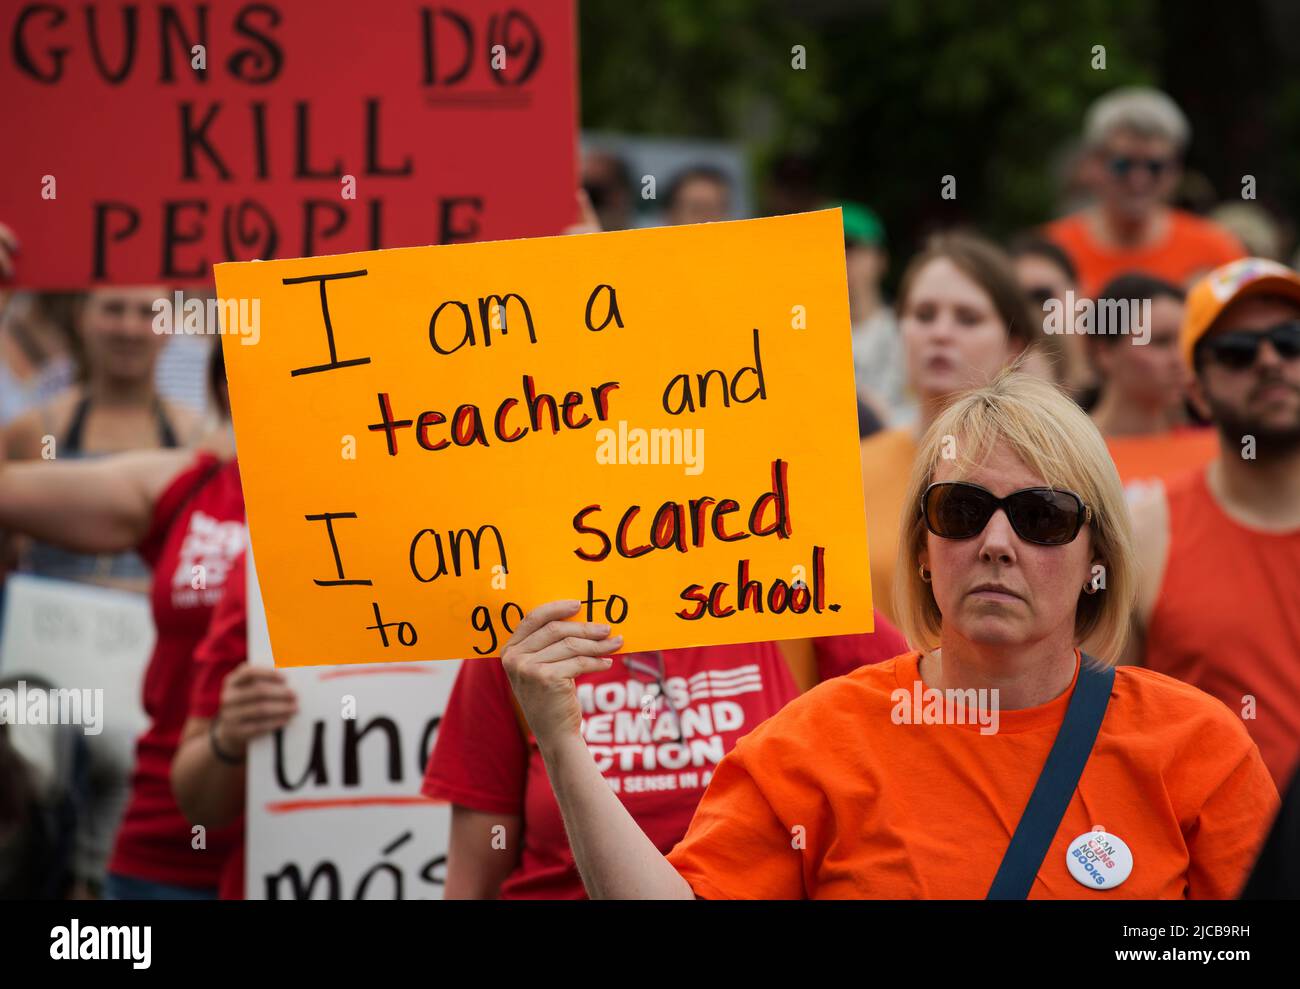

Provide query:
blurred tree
left=579, top=0, right=832, bottom=152
left=816, top=0, right=1156, bottom=254
left=579, top=0, right=1299, bottom=262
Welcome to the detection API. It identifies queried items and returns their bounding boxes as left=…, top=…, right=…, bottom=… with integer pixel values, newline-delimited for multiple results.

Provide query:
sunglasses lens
left=1005, top=489, right=1082, bottom=544
left=1273, top=323, right=1300, bottom=358
left=925, top=484, right=993, bottom=539
left=1209, top=334, right=1262, bottom=369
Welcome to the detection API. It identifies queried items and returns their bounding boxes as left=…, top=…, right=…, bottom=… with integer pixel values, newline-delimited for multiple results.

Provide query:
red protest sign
left=0, top=1, right=577, bottom=288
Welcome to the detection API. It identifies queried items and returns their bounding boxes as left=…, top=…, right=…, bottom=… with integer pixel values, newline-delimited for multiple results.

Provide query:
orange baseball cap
left=1182, top=257, right=1300, bottom=368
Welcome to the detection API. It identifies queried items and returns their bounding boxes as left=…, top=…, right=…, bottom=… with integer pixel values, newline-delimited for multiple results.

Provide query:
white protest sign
left=244, top=553, right=458, bottom=899
left=0, top=574, right=153, bottom=768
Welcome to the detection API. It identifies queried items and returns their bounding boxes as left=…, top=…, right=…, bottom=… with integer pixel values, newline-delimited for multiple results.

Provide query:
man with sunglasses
left=1129, top=257, right=1300, bottom=787
left=1042, top=88, right=1243, bottom=297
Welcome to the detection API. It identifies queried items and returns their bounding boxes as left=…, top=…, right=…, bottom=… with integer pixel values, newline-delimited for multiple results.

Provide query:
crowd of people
left=0, top=84, right=1297, bottom=900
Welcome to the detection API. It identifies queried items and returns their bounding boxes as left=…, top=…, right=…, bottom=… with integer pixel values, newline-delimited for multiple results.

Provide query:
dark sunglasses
left=1107, top=156, right=1171, bottom=179
left=921, top=481, right=1092, bottom=546
left=1200, top=321, right=1300, bottom=370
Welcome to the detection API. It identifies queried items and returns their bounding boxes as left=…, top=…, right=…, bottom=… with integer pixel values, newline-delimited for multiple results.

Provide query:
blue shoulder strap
left=986, top=654, right=1115, bottom=900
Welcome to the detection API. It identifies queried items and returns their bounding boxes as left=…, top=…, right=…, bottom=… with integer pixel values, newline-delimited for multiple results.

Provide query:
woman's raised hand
left=500, top=599, right=622, bottom=748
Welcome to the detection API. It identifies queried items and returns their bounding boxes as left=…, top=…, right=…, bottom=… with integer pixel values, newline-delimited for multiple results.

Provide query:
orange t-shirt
left=1144, top=467, right=1300, bottom=786
left=1043, top=209, right=1244, bottom=298
left=666, top=650, right=1277, bottom=899
left=860, top=427, right=918, bottom=624
left=1105, top=428, right=1219, bottom=500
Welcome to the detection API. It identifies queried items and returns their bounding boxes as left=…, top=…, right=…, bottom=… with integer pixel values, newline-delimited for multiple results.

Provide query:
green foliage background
left=578, top=0, right=1298, bottom=258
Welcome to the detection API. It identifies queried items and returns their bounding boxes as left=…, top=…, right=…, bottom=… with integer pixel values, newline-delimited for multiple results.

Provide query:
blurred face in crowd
left=667, top=176, right=731, bottom=225
left=1095, top=295, right=1188, bottom=410
left=920, top=440, right=1094, bottom=652
left=845, top=242, right=887, bottom=292
left=1094, top=127, right=1182, bottom=222
left=582, top=152, right=632, bottom=231
left=901, top=257, right=1020, bottom=402
left=1014, top=253, right=1073, bottom=313
left=1194, top=295, right=1300, bottom=455
left=78, top=287, right=167, bottom=384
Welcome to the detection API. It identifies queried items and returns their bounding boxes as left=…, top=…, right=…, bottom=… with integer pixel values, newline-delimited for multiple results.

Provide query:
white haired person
left=499, top=372, right=1277, bottom=898
left=1042, top=87, right=1243, bottom=297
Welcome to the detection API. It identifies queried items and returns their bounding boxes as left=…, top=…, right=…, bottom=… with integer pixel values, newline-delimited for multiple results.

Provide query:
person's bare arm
left=3, top=407, right=46, bottom=461
left=502, top=600, right=695, bottom=900
left=0, top=448, right=192, bottom=553
left=172, top=665, right=297, bottom=828
left=173, top=716, right=245, bottom=828
left=1118, top=484, right=1171, bottom=666
left=443, top=806, right=523, bottom=899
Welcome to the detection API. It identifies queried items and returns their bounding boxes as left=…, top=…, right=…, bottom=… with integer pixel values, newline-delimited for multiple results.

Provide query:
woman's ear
left=1086, top=555, right=1106, bottom=592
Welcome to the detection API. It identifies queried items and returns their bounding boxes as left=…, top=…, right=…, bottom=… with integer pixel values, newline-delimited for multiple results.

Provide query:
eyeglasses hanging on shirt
left=622, top=651, right=684, bottom=743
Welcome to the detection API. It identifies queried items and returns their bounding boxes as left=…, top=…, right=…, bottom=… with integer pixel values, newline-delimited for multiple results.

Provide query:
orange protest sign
left=215, top=209, right=872, bottom=666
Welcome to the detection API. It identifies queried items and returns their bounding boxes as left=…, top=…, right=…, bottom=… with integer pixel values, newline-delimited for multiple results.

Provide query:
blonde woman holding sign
left=501, top=372, right=1277, bottom=898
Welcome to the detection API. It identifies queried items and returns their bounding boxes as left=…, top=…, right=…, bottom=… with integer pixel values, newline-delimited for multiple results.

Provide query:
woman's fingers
left=228, top=699, right=298, bottom=725
left=223, top=686, right=296, bottom=711
left=233, top=711, right=297, bottom=738
left=221, top=664, right=295, bottom=712
left=500, top=599, right=622, bottom=745
left=529, top=632, right=622, bottom=667
left=518, top=619, right=613, bottom=656
left=507, top=599, right=581, bottom=648
left=537, top=654, right=618, bottom=683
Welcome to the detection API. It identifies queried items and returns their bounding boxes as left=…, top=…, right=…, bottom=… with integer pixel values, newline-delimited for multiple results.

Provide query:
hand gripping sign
left=214, top=210, right=873, bottom=666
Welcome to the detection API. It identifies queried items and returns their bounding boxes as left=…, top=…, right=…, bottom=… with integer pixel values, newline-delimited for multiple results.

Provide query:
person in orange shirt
left=1086, top=272, right=1218, bottom=499
left=499, top=373, right=1277, bottom=899
left=1129, top=258, right=1300, bottom=787
left=1042, top=88, right=1244, bottom=298
left=860, top=233, right=1040, bottom=624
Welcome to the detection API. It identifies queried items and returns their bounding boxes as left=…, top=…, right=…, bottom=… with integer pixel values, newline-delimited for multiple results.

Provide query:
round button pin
left=1066, top=828, right=1132, bottom=890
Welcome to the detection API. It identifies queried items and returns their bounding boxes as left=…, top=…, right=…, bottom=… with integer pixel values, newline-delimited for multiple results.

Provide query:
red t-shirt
left=1145, top=467, right=1300, bottom=787
left=107, top=453, right=247, bottom=889
left=422, top=621, right=907, bottom=899
left=188, top=548, right=251, bottom=900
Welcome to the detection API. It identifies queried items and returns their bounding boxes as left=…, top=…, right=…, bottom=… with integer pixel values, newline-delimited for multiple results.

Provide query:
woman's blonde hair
left=892, top=369, right=1136, bottom=665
